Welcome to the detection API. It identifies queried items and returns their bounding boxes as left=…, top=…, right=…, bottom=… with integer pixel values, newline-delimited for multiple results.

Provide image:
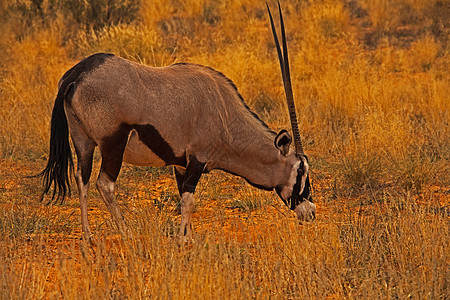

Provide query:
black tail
left=37, top=85, right=74, bottom=204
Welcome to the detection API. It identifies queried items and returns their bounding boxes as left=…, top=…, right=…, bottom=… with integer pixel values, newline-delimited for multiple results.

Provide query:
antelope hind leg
left=69, top=122, right=96, bottom=243
left=96, top=134, right=130, bottom=238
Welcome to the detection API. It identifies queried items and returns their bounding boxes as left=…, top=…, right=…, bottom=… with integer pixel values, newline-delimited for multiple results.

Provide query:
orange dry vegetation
left=0, top=0, right=449, bottom=298
left=1, top=158, right=448, bottom=298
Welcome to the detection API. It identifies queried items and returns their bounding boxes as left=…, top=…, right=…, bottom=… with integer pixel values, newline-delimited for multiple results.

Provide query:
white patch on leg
left=179, top=192, right=195, bottom=242
left=97, top=176, right=114, bottom=195
left=96, top=173, right=128, bottom=237
left=76, top=170, right=92, bottom=241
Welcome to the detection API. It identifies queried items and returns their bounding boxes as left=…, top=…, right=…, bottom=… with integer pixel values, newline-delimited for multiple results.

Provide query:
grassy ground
left=1, top=159, right=448, bottom=298
left=0, top=0, right=449, bottom=298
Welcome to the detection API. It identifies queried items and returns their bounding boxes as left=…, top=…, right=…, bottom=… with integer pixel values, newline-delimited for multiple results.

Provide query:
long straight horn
left=267, top=1, right=304, bottom=155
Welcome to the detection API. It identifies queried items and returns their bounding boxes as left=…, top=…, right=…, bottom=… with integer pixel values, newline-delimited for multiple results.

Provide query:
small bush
left=75, top=23, right=171, bottom=66
left=393, top=151, right=438, bottom=194
left=337, top=151, right=383, bottom=194
left=230, top=186, right=272, bottom=212
left=60, top=0, right=140, bottom=31
left=406, top=35, right=440, bottom=72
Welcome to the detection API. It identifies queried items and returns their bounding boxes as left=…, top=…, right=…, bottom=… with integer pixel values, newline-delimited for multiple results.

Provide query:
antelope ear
left=274, top=130, right=292, bottom=156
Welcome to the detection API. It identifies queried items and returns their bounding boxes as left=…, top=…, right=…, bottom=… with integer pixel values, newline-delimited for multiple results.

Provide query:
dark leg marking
left=178, top=156, right=205, bottom=241
left=74, top=143, right=95, bottom=186
left=181, top=156, right=206, bottom=194
left=100, top=126, right=130, bottom=181
left=96, top=126, right=130, bottom=236
left=71, top=133, right=96, bottom=242
left=174, top=166, right=186, bottom=197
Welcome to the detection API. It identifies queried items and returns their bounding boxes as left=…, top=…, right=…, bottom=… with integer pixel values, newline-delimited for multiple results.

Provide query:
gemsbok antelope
left=38, top=2, right=316, bottom=242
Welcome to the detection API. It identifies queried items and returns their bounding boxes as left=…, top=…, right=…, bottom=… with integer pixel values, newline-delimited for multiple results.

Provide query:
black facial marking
left=301, top=175, right=312, bottom=203
left=289, top=174, right=303, bottom=209
left=275, top=155, right=312, bottom=210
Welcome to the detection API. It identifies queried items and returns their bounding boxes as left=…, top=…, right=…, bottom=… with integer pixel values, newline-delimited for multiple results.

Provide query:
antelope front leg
left=179, top=192, right=195, bottom=242
left=175, top=157, right=205, bottom=243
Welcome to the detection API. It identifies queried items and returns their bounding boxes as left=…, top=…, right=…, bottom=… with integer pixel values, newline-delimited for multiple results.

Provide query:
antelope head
left=267, top=2, right=315, bottom=222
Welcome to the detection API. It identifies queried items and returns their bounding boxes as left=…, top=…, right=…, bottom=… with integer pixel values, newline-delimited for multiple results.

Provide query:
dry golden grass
left=0, top=0, right=449, bottom=298
left=1, top=160, right=448, bottom=298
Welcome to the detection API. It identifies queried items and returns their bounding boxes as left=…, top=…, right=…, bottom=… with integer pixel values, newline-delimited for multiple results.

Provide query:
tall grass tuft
left=1, top=189, right=447, bottom=298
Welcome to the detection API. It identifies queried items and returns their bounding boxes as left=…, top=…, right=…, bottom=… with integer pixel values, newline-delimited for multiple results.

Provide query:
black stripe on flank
left=132, top=124, right=187, bottom=167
